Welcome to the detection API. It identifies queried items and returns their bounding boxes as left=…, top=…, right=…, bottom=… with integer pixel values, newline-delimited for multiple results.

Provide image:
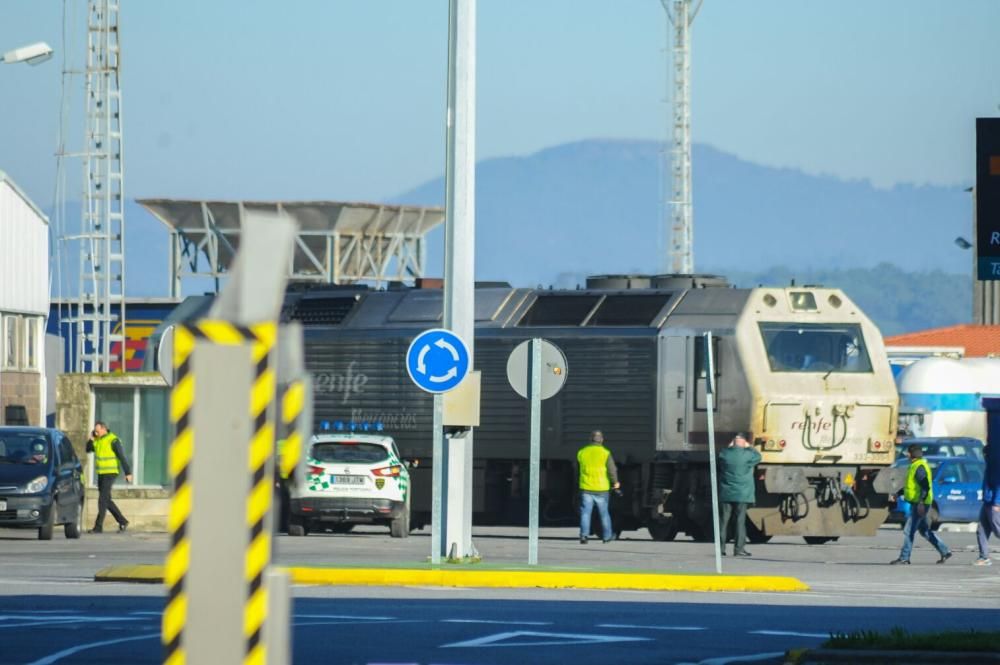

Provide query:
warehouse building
left=0, top=171, right=48, bottom=426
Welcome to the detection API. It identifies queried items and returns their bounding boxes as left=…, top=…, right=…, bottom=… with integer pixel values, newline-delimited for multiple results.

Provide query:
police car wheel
left=390, top=496, right=411, bottom=539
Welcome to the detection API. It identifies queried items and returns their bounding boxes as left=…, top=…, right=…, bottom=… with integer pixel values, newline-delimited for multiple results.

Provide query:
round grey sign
left=506, top=339, right=568, bottom=400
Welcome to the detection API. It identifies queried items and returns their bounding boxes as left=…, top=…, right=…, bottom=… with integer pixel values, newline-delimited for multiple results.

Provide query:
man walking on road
left=975, top=439, right=1000, bottom=566
left=718, top=433, right=761, bottom=557
left=86, top=421, right=132, bottom=533
left=577, top=430, right=619, bottom=544
left=892, top=444, right=951, bottom=565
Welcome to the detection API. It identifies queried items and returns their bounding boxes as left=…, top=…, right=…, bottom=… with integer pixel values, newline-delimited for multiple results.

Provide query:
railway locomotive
left=282, top=274, right=900, bottom=542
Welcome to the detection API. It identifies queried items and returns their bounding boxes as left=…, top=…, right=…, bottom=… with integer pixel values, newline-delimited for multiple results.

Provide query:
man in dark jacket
left=718, top=433, right=761, bottom=557
left=975, top=439, right=1000, bottom=566
left=86, top=421, right=132, bottom=533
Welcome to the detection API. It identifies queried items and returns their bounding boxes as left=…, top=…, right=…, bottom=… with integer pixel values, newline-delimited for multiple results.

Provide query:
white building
left=0, top=171, right=48, bottom=426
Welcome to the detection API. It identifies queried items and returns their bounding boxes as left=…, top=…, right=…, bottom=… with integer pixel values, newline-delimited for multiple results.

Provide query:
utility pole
left=440, top=0, right=477, bottom=561
left=661, top=0, right=703, bottom=275
left=65, top=0, right=127, bottom=372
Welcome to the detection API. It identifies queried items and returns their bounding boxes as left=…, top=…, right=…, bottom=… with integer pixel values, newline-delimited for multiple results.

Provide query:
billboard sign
left=977, top=118, right=1000, bottom=280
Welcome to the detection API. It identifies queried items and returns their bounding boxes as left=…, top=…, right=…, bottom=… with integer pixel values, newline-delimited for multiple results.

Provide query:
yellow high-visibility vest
left=903, top=458, right=934, bottom=505
left=93, top=433, right=120, bottom=476
left=578, top=444, right=611, bottom=492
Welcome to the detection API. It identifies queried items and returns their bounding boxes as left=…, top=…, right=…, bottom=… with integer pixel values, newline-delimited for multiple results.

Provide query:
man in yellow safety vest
left=891, top=444, right=951, bottom=565
left=577, top=430, right=620, bottom=544
left=86, top=421, right=132, bottom=533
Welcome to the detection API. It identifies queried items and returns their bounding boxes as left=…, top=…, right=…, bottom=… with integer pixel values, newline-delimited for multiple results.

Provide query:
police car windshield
left=312, top=442, right=389, bottom=465
left=759, top=323, right=872, bottom=373
left=0, top=433, right=51, bottom=465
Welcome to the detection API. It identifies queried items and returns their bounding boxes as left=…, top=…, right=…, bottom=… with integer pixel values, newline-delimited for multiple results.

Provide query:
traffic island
left=95, top=564, right=808, bottom=593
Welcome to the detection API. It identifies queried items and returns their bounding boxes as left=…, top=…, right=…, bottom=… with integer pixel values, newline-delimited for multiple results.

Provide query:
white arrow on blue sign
left=406, top=328, right=471, bottom=393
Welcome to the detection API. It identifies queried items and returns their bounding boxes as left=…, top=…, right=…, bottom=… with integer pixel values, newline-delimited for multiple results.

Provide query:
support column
left=441, top=0, right=477, bottom=560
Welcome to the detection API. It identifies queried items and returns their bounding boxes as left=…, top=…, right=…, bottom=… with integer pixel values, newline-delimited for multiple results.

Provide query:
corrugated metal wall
left=0, top=180, right=48, bottom=315
left=305, top=331, right=658, bottom=464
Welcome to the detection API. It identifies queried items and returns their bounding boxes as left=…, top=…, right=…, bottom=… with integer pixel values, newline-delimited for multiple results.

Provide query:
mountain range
left=51, top=139, right=975, bottom=335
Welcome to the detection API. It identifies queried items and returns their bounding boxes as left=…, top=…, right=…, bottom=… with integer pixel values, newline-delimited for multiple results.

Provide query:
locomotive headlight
left=868, top=438, right=889, bottom=453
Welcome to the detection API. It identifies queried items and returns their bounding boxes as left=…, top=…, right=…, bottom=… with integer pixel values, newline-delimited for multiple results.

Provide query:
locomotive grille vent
left=287, top=296, right=359, bottom=326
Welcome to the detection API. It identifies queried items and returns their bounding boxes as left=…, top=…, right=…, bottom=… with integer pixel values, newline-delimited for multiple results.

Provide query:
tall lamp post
left=1, top=42, right=53, bottom=66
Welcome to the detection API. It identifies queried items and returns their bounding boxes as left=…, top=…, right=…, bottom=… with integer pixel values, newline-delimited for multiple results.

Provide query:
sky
left=2, top=0, right=999, bottom=212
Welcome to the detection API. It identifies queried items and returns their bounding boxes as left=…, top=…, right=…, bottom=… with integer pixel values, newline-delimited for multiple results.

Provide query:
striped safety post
left=162, top=320, right=278, bottom=665
left=278, top=380, right=305, bottom=483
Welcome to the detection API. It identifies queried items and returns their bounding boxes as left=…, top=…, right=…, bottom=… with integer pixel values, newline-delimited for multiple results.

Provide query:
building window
left=93, top=386, right=170, bottom=487
left=23, top=317, right=38, bottom=371
left=2, top=315, right=19, bottom=370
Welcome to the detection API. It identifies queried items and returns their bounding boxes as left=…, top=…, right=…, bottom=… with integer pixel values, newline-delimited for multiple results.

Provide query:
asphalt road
left=0, top=525, right=997, bottom=664
left=0, top=594, right=996, bottom=665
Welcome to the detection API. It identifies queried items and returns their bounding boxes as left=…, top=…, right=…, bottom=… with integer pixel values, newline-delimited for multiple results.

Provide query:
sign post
left=506, top=338, right=568, bottom=565
left=406, top=328, right=472, bottom=564
left=704, top=331, right=723, bottom=574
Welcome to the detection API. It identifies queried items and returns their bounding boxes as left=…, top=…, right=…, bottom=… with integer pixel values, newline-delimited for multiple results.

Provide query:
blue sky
left=2, top=0, right=999, bottom=209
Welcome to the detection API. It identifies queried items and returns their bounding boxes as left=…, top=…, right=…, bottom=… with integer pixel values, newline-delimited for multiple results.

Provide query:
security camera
left=2, top=42, right=54, bottom=66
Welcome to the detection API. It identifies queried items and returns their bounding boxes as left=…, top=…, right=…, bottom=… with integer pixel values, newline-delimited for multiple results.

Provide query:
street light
left=2, top=42, right=53, bottom=66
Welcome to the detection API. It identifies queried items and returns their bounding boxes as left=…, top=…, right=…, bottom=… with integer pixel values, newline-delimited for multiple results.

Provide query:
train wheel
left=647, top=519, right=678, bottom=542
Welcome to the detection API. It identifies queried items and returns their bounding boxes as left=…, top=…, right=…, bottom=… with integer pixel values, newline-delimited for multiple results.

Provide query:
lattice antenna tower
left=661, top=0, right=702, bottom=275
left=68, top=0, right=127, bottom=372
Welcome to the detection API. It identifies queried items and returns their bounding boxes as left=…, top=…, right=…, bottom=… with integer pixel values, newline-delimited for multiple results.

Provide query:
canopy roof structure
left=138, top=199, right=444, bottom=296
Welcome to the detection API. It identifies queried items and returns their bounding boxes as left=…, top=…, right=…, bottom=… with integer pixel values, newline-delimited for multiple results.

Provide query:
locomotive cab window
left=759, top=322, right=872, bottom=373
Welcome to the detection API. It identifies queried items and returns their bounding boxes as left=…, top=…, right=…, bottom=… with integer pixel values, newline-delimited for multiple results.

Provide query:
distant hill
left=394, top=139, right=973, bottom=282
left=391, top=138, right=975, bottom=334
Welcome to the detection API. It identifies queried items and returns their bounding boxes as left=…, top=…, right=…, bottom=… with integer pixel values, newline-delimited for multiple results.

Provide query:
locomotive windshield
left=759, top=322, right=872, bottom=373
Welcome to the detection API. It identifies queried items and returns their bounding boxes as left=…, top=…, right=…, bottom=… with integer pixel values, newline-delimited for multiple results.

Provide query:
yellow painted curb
left=94, top=564, right=166, bottom=583
left=96, top=564, right=809, bottom=593
left=289, top=567, right=809, bottom=593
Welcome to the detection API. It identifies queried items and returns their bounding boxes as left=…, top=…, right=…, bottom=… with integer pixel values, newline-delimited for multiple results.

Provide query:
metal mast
left=661, top=0, right=702, bottom=275
left=72, top=0, right=126, bottom=372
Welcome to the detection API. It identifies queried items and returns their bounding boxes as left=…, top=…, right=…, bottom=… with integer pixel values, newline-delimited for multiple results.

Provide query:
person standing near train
left=717, top=433, right=761, bottom=557
left=577, top=430, right=620, bottom=544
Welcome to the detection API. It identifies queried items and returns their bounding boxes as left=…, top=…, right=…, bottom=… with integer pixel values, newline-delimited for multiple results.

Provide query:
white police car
left=288, top=423, right=411, bottom=538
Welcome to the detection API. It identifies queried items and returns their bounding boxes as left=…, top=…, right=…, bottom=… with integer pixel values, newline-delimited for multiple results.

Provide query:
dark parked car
left=895, top=437, right=984, bottom=461
left=0, top=427, right=85, bottom=540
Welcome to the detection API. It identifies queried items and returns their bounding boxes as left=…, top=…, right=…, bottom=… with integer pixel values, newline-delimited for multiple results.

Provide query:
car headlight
left=25, top=476, right=48, bottom=494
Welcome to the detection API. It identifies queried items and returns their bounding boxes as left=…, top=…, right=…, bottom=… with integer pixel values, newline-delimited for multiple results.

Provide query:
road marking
left=25, top=632, right=159, bottom=665
left=750, top=629, right=829, bottom=638
left=0, top=615, right=148, bottom=630
left=598, top=623, right=706, bottom=631
left=442, top=619, right=552, bottom=626
left=441, top=630, right=651, bottom=648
